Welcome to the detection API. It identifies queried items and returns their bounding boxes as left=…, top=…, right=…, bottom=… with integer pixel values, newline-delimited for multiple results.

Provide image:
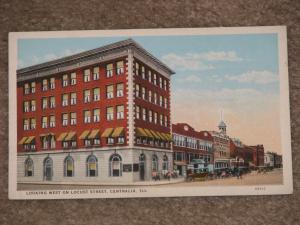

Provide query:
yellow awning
left=165, top=133, right=172, bottom=141
left=101, top=128, right=114, bottom=138
left=149, top=130, right=160, bottom=139
left=18, top=137, right=28, bottom=145
left=65, top=132, right=76, bottom=141
left=57, top=132, right=68, bottom=141
left=24, top=136, right=35, bottom=144
left=79, top=130, right=90, bottom=139
left=158, top=132, right=167, bottom=141
left=88, top=129, right=100, bottom=139
left=111, top=127, right=124, bottom=137
left=144, top=129, right=154, bottom=138
left=136, top=127, right=147, bottom=137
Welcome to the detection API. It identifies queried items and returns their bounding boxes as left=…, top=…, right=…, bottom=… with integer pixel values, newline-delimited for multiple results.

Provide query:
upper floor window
left=70, top=92, right=76, bottom=105
left=62, top=74, right=68, bottom=87
left=23, top=119, right=29, bottom=130
left=159, top=114, right=163, bottom=126
left=62, top=113, right=68, bottom=126
left=135, top=62, right=139, bottom=76
left=159, top=77, right=163, bottom=88
left=148, top=71, right=152, bottom=83
left=164, top=98, right=168, bottom=109
left=153, top=74, right=157, bottom=85
left=93, top=88, right=100, bottom=101
left=116, top=105, right=124, bottom=119
left=30, top=118, right=36, bottom=130
left=136, top=106, right=140, bottom=119
left=84, top=110, right=91, bottom=123
left=71, top=72, right=76, bottom=85
left=154, top=112, right=157, bottom=124
left=93, top=109, right=100, bottom=122
left=116, top=83, right=124, bottom=97
left=106, top=63, right=113, bottom=77
left=42, top=79, right=48, bottom=91
left=50, top=77, right=55, bottom=89
left=116, top=61, right=124, bottom=75
left=154, top=93, right=157, bottom=104
left=141, top=66, right=145, bottom=79
left=23, top=101, right=30, bottom=112
left=135, top=84, right=140, bottom=97
left=148, top=90, right=152, bottom=102
left=164, top=115, right=168, bottom=127
left=42, top=116, right=48, bottom=128
left=106, top=85, right=114, bottom=99
left=31, top=100, right=36, bottom=111
left=149, top=110, right=153, bottom=123
left=50, top=96, right=55, bottom=108
left=84, top=90, right=91, bottom=103
left=49, top=115, right=55, bottom=127
left=164, top=79, right=167, bottom=90
left=31, top=82, right=36, bottom=93
left=142, top=108, right=146, bottom=121
left=70, top=112, right=77, bottom=125
left=159, top=95, right=163, bottom=107
left=106, top=107, right=114, bottom=121
left=84, top=69, right=90, bottom=82
left=42, top=97, right=48, bottom=109
left=93, top=67, right=99, bottom=80
left=24, top=83, right=30, bottom=94
left=141, top=87, right=146, bottom=100
left=62, top=94, right=68, bottom=106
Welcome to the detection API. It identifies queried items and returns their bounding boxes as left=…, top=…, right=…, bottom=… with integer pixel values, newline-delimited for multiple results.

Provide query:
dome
left=218, top=120, right=226, bottom=128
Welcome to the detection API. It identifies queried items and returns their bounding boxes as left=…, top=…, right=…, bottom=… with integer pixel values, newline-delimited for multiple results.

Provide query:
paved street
left=18, top=169, right=283, bottom=190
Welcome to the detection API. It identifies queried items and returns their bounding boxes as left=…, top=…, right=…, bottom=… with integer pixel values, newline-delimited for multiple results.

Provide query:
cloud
left=187, top=51, right=243, bottom=62
left=225, top=70, right=278, bottom=84
left=177, top=74, right=202, bottom=83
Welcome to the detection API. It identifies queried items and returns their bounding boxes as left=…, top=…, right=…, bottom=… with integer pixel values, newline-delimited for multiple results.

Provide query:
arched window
left=109, top=154, right=122, bottom=177
left=152, top=155, right=158, bottom=172
left=86, top=155, right=98, bottom=177
left=25, top=158, right=33, bottom=177
left=44, top=157, right=53, bottom=181
left=162, top=155, right=169, bottom=171
left=64, top=156, right=74, bottom=177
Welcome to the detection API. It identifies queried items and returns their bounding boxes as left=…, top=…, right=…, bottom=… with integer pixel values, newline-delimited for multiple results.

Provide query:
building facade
left=248, top=145, right=265, bottom=167
left=172, top=123, right=214, bottom=176
left=264, top=152, right=275, bottom=167
left=17, top=39, right=175, bottom=184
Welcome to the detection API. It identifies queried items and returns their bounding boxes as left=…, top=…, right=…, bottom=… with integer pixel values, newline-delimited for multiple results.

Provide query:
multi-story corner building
left=172, top=123, right=214, bottom=176
left=248, top=145, right=265, bottom=167
left=209, top=120, right=231, bottom=170
left=17, top=39, right=174, bottom=184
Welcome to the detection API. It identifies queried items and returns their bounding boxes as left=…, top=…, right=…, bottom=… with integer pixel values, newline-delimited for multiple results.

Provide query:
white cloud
left=225, top=70, right=278, bottom=84
left=177, top=74, right=202, bottom=83
left=187, top=51, right=243, bottom=62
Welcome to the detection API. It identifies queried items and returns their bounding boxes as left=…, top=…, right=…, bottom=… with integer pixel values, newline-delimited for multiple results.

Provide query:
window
left=42, top=79, right=48, bottom=91
left=49, top=115, right=55, bottom=127
left=23, top=119, right=29, bottom=130
left=106, top=107, right=114, bottom=121
left=154, top=112, right=157, bottom=124
left=87, top=155, right=98, bottom=177
left=84, top=90, right=91, bottom=103
left=30, top=118, right=36, bottom=129
left=93, top=109, right=100, bottom=122
left=159, top=77, right=163, bottom=88
left=142, top=87, right=146, bottom=100
left=153, top=74, right=157, bottom=85
left=164, top=115, right=168, bottom=127
left=148, top=71, right=152, bottom=83
left=107, top=137, right=114, bottom=144
left=62, top=74, right=68, bottom=87
left=84, top=110, right=91, bottom=123
left=50, top=77, right=55, bottom=89
left=62, top=113, right=68, bottom=126
left=152, top=155, right=158, bottom=172
left=94, top=138, right=100, bottom=145
left=142, top=108, right=146, bottom=121
left=50, top=96, right=55, bottom=108
left=148, top=90, right=152, bottom=102
left=71, top=72, right=76, bottom=85
left=24, top=83, right=30, bottom=94
left=42, top=97, right=48, bottom=109
left=154, top=93, right=157, bottom=104
left=93, top=88, right=100, bottom=101
left=135, top=62, right=139, bottom=76
left=117, top=105, right=124, bottom=119
left=62, top=94, right=68, bottom=106
left=109, top=154, right=122, bottom=177
left=31, top=82, right=36, bottom=93
left=118, top=136, right=125, bottom=144
left=93, top=67, right=99, bottom=80
left=116, top=83, right=124, bottom=97
left=136, top=106, right=140, bottom=119
left=42, top=116, right=48, bottom=128
left=116, top=61, right=124, bottom=75
left=141, top=66, right=145, bottom=79
left=164, top=79, right=167, bottom=90
left=106, top=85, right=114, bottom=99
left=164, top=98, right=168, bottom=109
left=84, top=139, right=91, bottom=147
left=42, top=136, right=48, bottom=149
left=84, top=69, right=90, bottom=82
left=25, top=158, right=34, bottom=177
left=106, top=63, right=113, bottom=77
left=149, top=110, right=153, bottom=123
left=62, top=141, right=68, bottom=148
left=70, top=112, right=77, bottom=125
left=31, top=100, right=36, bottom=111
left=64, top=156, right=74, bottom=177
left=70, top=92, right=76, bottom=105
left=159, top=95, right=163, bottom=107
left=159, top=114, right=163, bottom=126
left=23, top=101, right=29, bottom=112
left=135, top=84, right=140, bottom=97
left=162, top=155, right=169, bottom=170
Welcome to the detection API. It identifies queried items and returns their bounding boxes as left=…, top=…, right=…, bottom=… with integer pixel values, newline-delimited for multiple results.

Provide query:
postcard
left=8, top=26, right=293, bottom=199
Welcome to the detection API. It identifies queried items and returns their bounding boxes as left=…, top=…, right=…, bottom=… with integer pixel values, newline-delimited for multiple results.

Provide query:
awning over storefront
left=144, top=129, right=154, bottom=138
left=18, top=137, right=28, bottom=145
left=57, top=132, right=68, bottom=141
left=149, top=130, right=160, bottom=139
left=24, top=136, right=35, bottom=144
left=88, top=129, right=100, bottom=139
left=65, top=132, right=76, bottom=141
left=111, top=127, right=124, bottom=137
left=156, top=132, right=165, bottom=140
left=79, top=130, right=90, bottom=139
left=136, top=127, right=147, bottom=137
left=101, top=128, right=114, bottom=138
left=165, top=133, right=172, bottom=141
left=159, top=132, right=169, bottom=141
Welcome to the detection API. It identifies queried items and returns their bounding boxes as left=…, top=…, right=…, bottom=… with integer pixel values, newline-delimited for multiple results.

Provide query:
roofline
left=17, top=38, right=175, bottom=78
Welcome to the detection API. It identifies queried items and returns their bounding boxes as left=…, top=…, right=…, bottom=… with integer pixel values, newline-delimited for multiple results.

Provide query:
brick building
left=172, top=123, right=214, bottom=176
left=17, top=39, right=174, bottom=184
left=248, top=145, right=265, bottom=167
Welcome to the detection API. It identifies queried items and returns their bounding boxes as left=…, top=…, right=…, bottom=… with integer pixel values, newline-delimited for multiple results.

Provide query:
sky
left=18, top=33, right=281, bottom=153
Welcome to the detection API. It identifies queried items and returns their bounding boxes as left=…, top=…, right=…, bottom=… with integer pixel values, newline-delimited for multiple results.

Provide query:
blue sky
left=18, top=33, right=281, bottom=152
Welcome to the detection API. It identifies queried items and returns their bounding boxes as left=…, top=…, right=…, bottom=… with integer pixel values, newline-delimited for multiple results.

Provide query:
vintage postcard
left=8, top=26, right=293, bottom=199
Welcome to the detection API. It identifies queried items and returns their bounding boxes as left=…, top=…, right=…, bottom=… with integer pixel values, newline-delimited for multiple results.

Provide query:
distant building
left=264, top=152, right=275, bottom=167
left=229, top=138, right=245, bottom=168
left=274, top=153, right=283, bottom=168
left=248, top=145, right=265, bottom=167
left=172, top=123, right=214, bottom=176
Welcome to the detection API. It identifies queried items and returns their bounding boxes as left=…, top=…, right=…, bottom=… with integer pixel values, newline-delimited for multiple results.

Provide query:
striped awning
left=18, top=137, right=28, bottom=145
left=149, top=130, right=160, bottom=140
left=24, top=136, right=35, bottom=144
left=165, top=133, right=172, bottom=141
left=57, top=132, right=68, bottom=141
left=144, top=129, right=154, bottom=138
left=88, top=129, right=100, bottom=139
left=65, top=132, right=76, bottom=141
left=101, top=128, right=114, bottom=138
left=79, top=130, right=90, bottom=139
left=111, top=127, right=124, bottom=137
left=136, top=127, right=147, bottom=137
left=159, top=132, right=168, bottom=141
